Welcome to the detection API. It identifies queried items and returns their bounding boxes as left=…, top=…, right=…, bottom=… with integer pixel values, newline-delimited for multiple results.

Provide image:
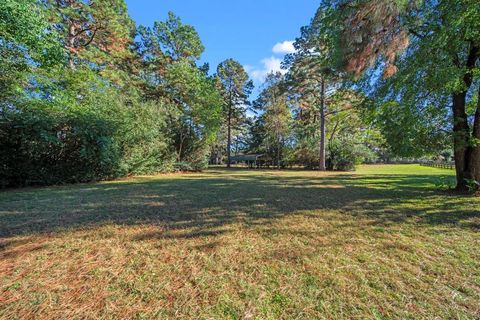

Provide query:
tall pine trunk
left=319, top=78, right=326, bottom=171
left=227, top=101, right=232, bottom=168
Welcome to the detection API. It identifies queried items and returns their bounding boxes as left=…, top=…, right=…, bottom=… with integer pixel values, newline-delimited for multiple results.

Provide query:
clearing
left=0, top=165, right=479, bottom=319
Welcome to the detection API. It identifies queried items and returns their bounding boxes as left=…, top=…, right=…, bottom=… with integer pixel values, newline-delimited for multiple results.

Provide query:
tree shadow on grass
left=0, top=170, right=478, bottom=239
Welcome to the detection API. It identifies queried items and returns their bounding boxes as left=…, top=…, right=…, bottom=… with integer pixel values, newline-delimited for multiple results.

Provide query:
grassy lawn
left=1, top=165, right=479, bottom=319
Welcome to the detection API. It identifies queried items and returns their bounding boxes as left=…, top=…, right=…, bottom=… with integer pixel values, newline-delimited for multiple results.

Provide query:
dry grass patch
left=1, top=165, right=479, bottom=319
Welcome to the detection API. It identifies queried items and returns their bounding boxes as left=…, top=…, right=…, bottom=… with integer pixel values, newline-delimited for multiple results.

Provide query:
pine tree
left=216, top=59, right=254, bottom=167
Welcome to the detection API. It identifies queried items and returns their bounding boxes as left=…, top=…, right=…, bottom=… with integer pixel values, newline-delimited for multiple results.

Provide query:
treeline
left=218, top=0, right=479, bottom=192
left=0, top=1, right=234, bottom=187
left=2, top=0, right=479, bottom=191
left=299, top=0, right=479, bottom=191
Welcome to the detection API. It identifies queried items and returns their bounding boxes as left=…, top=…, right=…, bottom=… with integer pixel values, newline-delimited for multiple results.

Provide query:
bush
left=0, top=65, right=219, bottom=188
left=327, top=139, right=373, bottom=171
left=0, top=102, right=121, bottom=186
left=116, top=100, right=175, bottom=175
left=0, top=72, right=175, bottom=187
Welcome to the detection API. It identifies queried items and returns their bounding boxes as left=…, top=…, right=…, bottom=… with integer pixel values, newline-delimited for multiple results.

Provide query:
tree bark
left=466, top=87, right=480, bottom=186
left=452, top=92, right=470, bottom=190
left=319, top=77, right=326, bottom=171
left=277, top=140, right=281, bottom=169
left=452, top=44, right=479, bottom=191
left=227, top=100, right=232, bottom=168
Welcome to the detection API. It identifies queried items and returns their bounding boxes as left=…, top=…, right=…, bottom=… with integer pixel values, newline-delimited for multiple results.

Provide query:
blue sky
left=125, top=0, right=320, bottom=87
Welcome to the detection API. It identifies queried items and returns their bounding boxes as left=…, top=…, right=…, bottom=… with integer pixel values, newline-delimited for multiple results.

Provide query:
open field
left=1, top=165, right=479, bottom=319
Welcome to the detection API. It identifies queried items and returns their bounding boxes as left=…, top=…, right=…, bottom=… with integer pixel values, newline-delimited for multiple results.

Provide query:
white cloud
left=272, top=41, right=296, bottom=54
left=245, top=40, right=295, bottom=84
left=246, top=56, right=286, bottom=83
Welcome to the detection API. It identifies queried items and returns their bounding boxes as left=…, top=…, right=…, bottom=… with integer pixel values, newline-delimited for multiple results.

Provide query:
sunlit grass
left=1, top=165, right=479, bottom=319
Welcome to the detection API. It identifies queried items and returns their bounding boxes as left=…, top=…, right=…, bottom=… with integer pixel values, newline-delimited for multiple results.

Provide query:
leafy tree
left=0, top=0, right=64, bottom=101
left=285, top=5, right=348, bottom=170
left=216, top=59, right=254, bottom=167
left=319, top=0, right=480, bottom=190
left=164, top=61, right=222, bottom=163
left=137, top=12, right=222, bottom=168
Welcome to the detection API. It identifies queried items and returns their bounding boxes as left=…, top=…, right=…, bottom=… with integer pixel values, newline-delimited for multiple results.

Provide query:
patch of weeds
left=7, top=282, right=21, bottom=291
left=464, top=178, right=480, bottom=192
left=215, top=295, right=239, bottom=320
left=433, top=176, right=456, bottom=190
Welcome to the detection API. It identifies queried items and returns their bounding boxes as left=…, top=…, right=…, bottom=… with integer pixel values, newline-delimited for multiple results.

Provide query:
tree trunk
left=466, top=87, right=480, bottom=187
left=319, top=78, right=326, bottom=171
left=452, top=92, right=470, bottom=190
left=453, top=93, right=480, bottom=191
left=227, top=102, right=232, bottom=168
left=277, top=140, right=281, bottom=169
left=452, top=44, right=479, bottom=191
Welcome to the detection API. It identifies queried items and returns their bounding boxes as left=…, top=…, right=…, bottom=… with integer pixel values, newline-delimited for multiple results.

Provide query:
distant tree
left=254, top=72, right=292, bottom=168
left=285, top=3, right=353, bottom=170
left=137, top=12, right=205, bottom=98
left=138, top=12, right=204, bottom=63
left=138, top=13, right=221, bottom=165
left=164, top=61, right=222, bottom=162
left=216, top=59, right=254, bottom=167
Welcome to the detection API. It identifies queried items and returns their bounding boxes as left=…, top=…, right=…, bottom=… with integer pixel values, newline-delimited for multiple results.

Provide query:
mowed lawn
left=1, top=165, right=479, bottom=319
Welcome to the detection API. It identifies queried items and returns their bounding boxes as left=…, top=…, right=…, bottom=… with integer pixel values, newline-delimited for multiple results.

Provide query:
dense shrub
left=0, top=98, right=176, bottom=187
left=0, top=70, right=178, bottom=187
left=0, top=103, right=120, bottom=186
left=326, top=139, right=374, bottom=171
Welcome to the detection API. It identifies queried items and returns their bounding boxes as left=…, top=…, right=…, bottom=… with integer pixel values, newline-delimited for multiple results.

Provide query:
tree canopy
left=2, top=0, right=479, bottom=191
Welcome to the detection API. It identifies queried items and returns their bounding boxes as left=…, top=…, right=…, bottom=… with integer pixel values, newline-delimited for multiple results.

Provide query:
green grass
left=1, top=165, right=479, bottom=319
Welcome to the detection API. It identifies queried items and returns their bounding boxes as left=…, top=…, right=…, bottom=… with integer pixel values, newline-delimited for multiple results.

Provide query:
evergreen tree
left=254, top=72, right=292, bottom=168
left=216, top=59, right=254, bottom=167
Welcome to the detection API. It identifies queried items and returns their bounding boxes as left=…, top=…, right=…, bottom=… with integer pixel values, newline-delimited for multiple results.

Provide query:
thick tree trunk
left=452, top=92, right=470, bottom=190
left=452, top=44, right=479, bottom=191
left=466, top=88, right=480, bottom=186
left=319, top=78, right=326, bottom=171
left=452, top=93, right=480, bottom=191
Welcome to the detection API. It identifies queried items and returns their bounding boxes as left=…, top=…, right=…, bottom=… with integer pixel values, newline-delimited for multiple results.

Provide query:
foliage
left=1, top=3, right=221, bottom=187
left=44, top=0, right=135, bottom=68
left=0, top=0, right=64, bottom=101
left=253, top=72, right=292, bottom=166
left=327, top=139, right=374, bottom=171
left=0, top=69, right=173, bottom=187
left=216, top=59, right=254, bottom=166
left=372, top=101, right=450, bottom=157
left=314, top=0, right=480, bottom=189
left=139, top=11, right=204, bottom=62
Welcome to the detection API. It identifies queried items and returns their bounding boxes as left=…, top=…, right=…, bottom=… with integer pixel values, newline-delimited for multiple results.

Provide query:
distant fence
left=420, top=161, right=455, bottom=170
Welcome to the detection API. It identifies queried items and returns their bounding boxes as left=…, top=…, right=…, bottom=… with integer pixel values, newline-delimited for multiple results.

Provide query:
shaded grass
left=0, top=165, right=479, bottom=319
